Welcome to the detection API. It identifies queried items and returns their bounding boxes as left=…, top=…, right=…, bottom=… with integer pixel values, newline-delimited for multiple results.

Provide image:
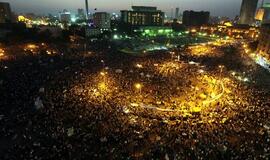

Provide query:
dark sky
left=4, top=0, right=266, bottom=18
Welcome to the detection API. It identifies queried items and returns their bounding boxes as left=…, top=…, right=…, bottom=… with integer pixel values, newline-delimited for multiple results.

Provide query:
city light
left=18, top=15, right=30, bottom=22
left=100, top=71, right=106, bottom=76
left=136, top=64, right=143, bottom=68
left=71, top=17, right=77, bottom=22
left=157, top=61, right=184, bottom=76
left=0, top=48, right=4, bottom=57
left=134, top=83, right=142, bottom=90
left=27, top=44, right=38, bottom=49
left=188, top=45, right=214, bottom=56
left=113, top=35, right=119, bottom=39
left=2, top=1, right=270, bottom=159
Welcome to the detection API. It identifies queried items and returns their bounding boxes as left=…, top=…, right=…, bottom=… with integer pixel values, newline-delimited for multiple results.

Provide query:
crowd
left=0, top=40, right=270, bottom=160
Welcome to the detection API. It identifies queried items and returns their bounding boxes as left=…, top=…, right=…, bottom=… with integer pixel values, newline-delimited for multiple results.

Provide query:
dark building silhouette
left=239, top=0, right=259, bottom=25
left=171, top=19, right=186, bottom=32
left=175, top=7, right=180, bottom=19
left=0, top=2, right=12, bottom=23
left=182, top=10, right=210, bottom=26
left=121, top=6, right=164, bottom=26
left=93, top=12, right=110, bottom=29
left=77, top=8, right=86, bottom=20
left=59, top=9, right=71, bottom=23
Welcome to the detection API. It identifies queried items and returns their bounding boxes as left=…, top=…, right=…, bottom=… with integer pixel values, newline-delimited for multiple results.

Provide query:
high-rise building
left=59, top=9, right=71, bottom=23
left=182, top=10, right=210, bottom=26
left=121, top=6, right=164, bottom=26
left=93, top=12, right=110, bottom=29
left=239, top=0, right=259, bottom=25
left=255, top=3, right=270, bottom=23
left=0, top=2, right=12, bottom=23
left=77, top=8, right=86, bottom=20
left=175, top=7, right=180, bottom=19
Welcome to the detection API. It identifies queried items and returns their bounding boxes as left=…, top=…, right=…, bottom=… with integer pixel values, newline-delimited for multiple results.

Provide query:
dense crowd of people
left=0, top=40, right=270, bottom=159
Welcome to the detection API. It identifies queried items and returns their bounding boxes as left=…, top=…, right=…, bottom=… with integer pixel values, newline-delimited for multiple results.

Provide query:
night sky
left=5, top=0, right=267, bottom=18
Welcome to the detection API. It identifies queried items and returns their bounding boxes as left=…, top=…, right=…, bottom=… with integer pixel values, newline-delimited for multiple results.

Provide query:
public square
left=1, top=38, right=269, bottom=159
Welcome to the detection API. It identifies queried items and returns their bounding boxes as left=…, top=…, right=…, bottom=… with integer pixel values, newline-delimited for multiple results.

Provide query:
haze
left=5, top=0, right=267, bottom=18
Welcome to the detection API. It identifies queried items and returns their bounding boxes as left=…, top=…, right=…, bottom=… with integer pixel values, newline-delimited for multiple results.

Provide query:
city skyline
left=5, top=0, right=267, bottom=18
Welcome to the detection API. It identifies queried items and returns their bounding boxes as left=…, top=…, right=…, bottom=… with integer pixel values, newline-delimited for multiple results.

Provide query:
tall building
left=121, top=6, right=164, bottom=26
left=239, top=0, right=259, bottom=25
left=0, top=2, right=12, bottom=23
left=77, top=8, right=86, bottom=20
left=175, top=7, right=180, bottom=19
left=59, top=9, right=71, bottom=23
left=93, top=12, right=110, bottom=29
left=255, top=3, right=270, bottom=23
left=182, top=10, right=210, bottom=26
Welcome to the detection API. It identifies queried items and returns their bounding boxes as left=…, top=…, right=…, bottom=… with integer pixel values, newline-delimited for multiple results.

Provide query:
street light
left=218, top=65, right=224, bottom=77
left=134, top=83, right=142, bottom=93
left=100, top=71, right=107, bottom=83
left=100, top=71, right=106, bottom=76
left=101, top=60, right=105, bottom=69
left=136, top=64, right=143, bottom=68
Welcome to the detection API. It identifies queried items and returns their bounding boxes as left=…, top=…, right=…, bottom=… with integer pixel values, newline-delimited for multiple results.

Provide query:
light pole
left=101, top=60, right=105, bottom=68
left=218, top=65, right=224, bottom=78
left=135, top=83, right=142, bottom=94
left=100, top=71, right=106, bottom=82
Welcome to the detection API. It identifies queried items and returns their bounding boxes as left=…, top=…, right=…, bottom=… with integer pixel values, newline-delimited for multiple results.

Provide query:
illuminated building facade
left=255, top=3, right=270, bottom=23
left=239, top=0, right=258, bottom=25
left=93, top=12, right=111, bottom=29
left=0, top=2, right=12, bottom=23
left=256, top=8, right=265, bottom=21
left=182, top=10, right=210, bottom=26
left=257, top=24, right=270, bottom=60
left=139, top=26, right=173, bottom=36
left=121, top=6, right=164, bottom=26
left=200, top=24, right=259, bottom=40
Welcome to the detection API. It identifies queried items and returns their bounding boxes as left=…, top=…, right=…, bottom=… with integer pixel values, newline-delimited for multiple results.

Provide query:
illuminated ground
left=69, top=56, right=253, bottom=127
left=1, top=40, right=270, bottom=159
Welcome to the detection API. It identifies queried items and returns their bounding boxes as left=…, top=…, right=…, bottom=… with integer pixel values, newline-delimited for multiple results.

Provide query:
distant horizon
left=4, top=0, right=268, bottom=18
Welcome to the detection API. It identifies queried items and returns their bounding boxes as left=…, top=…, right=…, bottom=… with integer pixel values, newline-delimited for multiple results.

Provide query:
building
left=200, top=24, right=259, bottom=40
left=175, top=8, right=180, bottom=19
left=77, top=8, right=86, bottom=20
left=86, top=28, right=103, bottom=37
left=239, top=0, right=259, bottom=25
left=59, top=9, right=71, bottom=23
left=93, top=12, right=110, bottom=29
left=0, top=2, right=12, bottom=23
left=256, top=8, right=265, bottom=21
left=138, top=26, right=173, bottom=36
left=182, top=10, right=210, bottom=26
left=255, top=3, right=270, bottom=24
left=257, top=24, right=270, bottom=60
left=121, top=6, right=164, bottom=26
